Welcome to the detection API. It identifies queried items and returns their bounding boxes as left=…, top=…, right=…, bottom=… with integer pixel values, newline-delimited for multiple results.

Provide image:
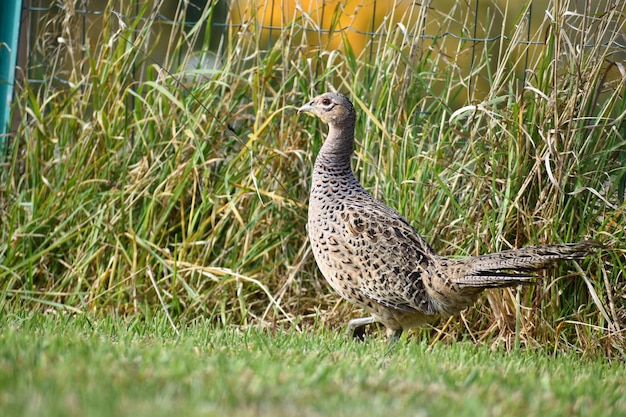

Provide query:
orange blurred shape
left=230, top=0, right=414, bottom=53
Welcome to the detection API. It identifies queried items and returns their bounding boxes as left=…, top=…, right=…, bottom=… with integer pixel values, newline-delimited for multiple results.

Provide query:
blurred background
left=18, top=0, right=626, bottom=107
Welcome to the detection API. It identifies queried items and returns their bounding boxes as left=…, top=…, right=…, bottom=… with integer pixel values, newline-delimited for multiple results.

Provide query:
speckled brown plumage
left=298, top=92, right=599, bottom=341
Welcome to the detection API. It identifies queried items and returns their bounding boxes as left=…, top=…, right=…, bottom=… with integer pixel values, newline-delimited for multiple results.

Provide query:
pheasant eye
left=321, top=98, right=332, bottom=106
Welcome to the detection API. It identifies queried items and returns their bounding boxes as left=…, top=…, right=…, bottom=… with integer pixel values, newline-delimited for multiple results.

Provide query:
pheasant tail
left=453, top=240, right=601, bottom=288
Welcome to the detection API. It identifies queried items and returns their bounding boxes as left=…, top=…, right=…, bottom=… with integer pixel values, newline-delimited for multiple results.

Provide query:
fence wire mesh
left=18, top=0, right=626, bottom=91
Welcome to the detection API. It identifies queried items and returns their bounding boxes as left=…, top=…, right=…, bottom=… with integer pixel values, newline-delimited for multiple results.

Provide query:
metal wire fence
left=18, top=0, right=625, bottom=85
left=1, top=0, right=618, bottom=162
left=9, top=0, right=626, bottom=145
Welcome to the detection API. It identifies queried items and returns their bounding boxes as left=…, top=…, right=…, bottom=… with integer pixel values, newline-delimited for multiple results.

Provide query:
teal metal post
left=0, top=0, right=24, bottom=156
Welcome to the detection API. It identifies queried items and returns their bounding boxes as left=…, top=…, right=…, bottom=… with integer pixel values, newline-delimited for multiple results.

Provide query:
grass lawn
left=1, top=311, right=624, bottom=417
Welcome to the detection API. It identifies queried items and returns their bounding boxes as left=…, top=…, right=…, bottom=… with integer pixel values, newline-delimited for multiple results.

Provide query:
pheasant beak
left=298, top=101, right=317, bottom=115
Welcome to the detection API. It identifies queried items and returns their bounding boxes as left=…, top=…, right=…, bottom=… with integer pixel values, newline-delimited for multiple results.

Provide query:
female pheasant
left=298, top=92, right=598, bottom=341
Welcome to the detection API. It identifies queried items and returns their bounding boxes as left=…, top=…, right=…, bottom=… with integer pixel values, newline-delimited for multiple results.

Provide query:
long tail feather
left=453, top=240, right=600, bottom=288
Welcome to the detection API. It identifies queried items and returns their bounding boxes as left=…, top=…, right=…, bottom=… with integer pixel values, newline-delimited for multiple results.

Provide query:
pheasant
left=298, top=92, right=598, bottom=341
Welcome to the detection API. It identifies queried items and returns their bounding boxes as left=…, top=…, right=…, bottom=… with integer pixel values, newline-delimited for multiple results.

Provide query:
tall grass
left=1, top=0, right=624, bottom=357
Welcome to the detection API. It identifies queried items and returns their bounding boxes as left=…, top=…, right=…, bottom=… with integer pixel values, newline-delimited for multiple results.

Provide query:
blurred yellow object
left=230, top=0, right=415, bottom=53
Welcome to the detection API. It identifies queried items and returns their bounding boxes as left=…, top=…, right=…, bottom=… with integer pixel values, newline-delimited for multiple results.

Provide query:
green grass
left=1, top=311, right=625, bottom=417
left=1, top=0, right=625, bottom=357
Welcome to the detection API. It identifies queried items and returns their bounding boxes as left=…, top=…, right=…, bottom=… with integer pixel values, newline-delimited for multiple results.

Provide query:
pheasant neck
left=312, top=124, right=360, bottom=193
left=316, top=124, right=355, bottom=168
